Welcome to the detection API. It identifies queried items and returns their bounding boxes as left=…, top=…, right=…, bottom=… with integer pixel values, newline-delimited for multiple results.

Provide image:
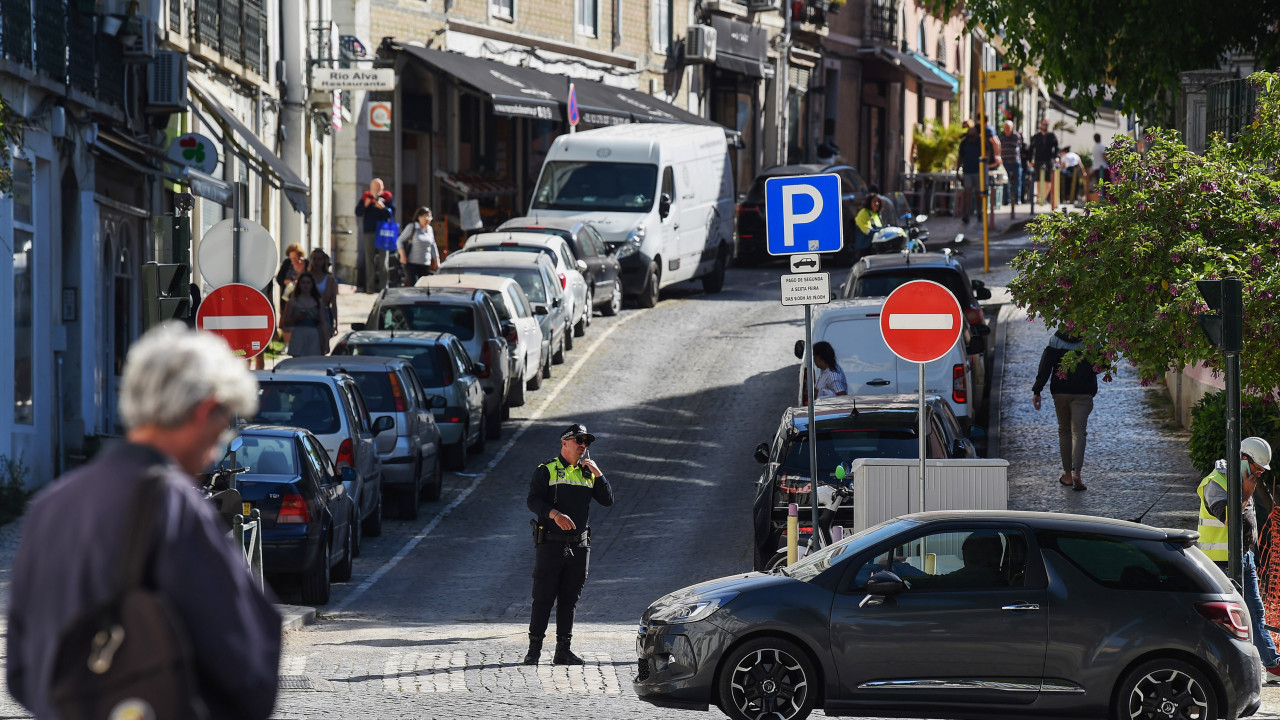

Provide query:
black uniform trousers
left=529, top=541, right=590, bottom=641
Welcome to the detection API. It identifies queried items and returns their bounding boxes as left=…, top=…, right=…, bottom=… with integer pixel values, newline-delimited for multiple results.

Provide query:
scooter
left=901, top=212, right=930, bottom=250
left=766, top=470, right=856, bottom=573
left=200, top=436, right=249, bottom=529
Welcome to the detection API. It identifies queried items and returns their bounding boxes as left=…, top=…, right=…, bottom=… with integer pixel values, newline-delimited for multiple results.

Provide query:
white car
left=454, top=231, right=591, bottom=342
left=415, top=273, right=546, bottom=405
left=796, top=297, right=979, bottom=429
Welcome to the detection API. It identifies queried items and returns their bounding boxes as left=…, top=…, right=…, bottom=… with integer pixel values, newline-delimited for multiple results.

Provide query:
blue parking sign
left=764, top=173, right=843, bottom=255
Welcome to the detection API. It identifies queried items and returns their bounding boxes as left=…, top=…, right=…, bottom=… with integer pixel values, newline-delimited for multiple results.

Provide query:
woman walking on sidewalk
left=1031, top=329, right=1098, bottom=491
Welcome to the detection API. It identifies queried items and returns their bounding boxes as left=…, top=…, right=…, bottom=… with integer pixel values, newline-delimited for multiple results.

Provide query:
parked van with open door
left=529, top=123, right=735, bottom=307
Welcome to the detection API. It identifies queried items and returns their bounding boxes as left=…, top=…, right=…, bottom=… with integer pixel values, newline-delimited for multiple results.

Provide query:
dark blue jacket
left=6, top=441, right=281, bottom=720
left=355, top=191, right=395, bottom=233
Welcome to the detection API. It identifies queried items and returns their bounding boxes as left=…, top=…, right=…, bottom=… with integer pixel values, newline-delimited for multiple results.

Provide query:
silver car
left=277, top=356, right=444, bottom=520
left=251, top=370, right=389, bottom=550
left=334, top=331, right=486, bottom=472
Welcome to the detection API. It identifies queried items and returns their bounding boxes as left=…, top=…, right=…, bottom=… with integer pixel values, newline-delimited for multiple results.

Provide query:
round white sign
left=197, top=217, right=280, bottom=290
left=166, top=133, right=219, bottom=174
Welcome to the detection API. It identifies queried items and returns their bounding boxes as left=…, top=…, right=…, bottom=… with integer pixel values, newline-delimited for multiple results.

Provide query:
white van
left=528, top=124, right=735, bottom=307
left=796, top=298, right=978, bottom=428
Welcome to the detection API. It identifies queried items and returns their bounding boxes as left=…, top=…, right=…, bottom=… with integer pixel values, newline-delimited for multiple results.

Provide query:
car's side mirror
left=794, top=340, right=805, bottom=360
left=430, top=395, right=447, bottom=409
left=966, top=337, right=986, bottom=356
left=534, top=305, right=549, bottom=316
left=950, top=439, right=968, bottom=458
left=575, top=259, right=588, bottom=273
left=753, top=442, right=770, bottom=465
left=915, top=214, right=928, bottom=224
left=859, top=571, right=907, bottom=607
left=351, top=322, right=367, bottom=331
left=340, top=466, right=357, bottom=484
left=501, top=321, right=516, bottom=337
left=974, top=287, right=992, bottom=301
left=552, top=297, right=561, bottom=307
left=972, top=323, right=990, bottom=337
left=473, top=362, right=487, bottom=376
left=372, top=415, right=395, bottom=435
left=659, top=193, right=672, bottom=219
left=953, top=233, right=965, bottom=244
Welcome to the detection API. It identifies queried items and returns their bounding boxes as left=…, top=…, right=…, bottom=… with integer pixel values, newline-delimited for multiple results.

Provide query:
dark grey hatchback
left=635, top=511, right=1261, bottom=720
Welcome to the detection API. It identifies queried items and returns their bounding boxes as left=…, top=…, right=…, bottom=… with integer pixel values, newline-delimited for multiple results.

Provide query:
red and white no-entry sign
left=880, top=280, right=963, bottom=363
left=196, top=283, right=276, bottom=359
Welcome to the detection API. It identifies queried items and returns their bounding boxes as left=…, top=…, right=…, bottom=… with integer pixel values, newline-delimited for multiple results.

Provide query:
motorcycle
left=200, top=436, right=249, bottom=529
left=766, top=467, right=856, bottom=573
left=901, top=212, right=930, bottom=251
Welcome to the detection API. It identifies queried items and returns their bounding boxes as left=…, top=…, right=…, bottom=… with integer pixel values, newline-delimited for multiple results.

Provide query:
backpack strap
left=111, top=467, right=168, bottom=595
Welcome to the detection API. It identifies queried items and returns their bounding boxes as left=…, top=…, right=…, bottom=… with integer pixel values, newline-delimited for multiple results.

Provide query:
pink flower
left=1103, top=373, right=1113, bottom=382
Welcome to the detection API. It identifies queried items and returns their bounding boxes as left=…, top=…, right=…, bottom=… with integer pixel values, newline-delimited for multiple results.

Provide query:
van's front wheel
left=637, top=263, right=660, bottom=308
left=702, top=245, right=727, bottom=293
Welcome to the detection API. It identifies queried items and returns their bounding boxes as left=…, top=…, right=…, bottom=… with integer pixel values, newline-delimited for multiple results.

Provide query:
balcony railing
left=1207, top=77, right=1259, bottom=144
left=0, top=0, right=33, bottom=66
left=0, top=0, right=124, bottom=108
left=868, top=0, right=897, bottom=43
left=189, top=0, right=266, bottom=76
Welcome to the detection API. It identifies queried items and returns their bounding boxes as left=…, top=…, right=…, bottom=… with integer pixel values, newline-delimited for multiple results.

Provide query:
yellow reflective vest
left=1196, top=470, right=1229, bottom=562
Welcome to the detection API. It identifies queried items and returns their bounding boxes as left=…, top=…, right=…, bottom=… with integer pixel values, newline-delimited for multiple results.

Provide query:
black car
left=498, top=217, right=624, bottom=317
left=635, top=511, right=1261, bottom=720
left=220, top=426, right=357, bottom=606
left=736, top=163, right=869, bottom=266
left=751, top=395, right=957, bottom=572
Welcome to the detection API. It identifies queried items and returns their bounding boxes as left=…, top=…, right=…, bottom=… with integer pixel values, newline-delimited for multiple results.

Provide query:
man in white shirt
left=1059, top=149, right=1083, bottom=203
left=1091, top=133, right=1109, bottom=183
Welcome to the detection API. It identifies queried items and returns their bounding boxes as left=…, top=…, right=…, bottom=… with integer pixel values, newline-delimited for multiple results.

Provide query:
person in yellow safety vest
left=523, top=424, right=614, bottom=666
left=1197, top=436, right=1280, bottom=677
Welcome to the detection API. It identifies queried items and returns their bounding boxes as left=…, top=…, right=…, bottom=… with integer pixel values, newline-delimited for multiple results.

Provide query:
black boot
left=553, top=638, right=584, bottom=665
left=522, top=634, right=543, bottom=665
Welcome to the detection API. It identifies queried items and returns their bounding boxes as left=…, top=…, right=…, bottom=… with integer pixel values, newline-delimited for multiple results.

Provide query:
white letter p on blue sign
left=764, top=173, right=844, bottom=256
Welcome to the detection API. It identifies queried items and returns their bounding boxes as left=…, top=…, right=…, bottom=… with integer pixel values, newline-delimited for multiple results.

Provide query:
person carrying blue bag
left=355, top=178, right=396, bottom=293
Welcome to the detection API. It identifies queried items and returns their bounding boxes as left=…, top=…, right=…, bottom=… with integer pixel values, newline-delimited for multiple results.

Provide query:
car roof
left=463, top=231, right=566, bottom=248
left=416, top=273, right=520, bottom=293
left=235, top=424, right=306, bottom=438
left=499, top=217, right=585, bottom=233
left=785, top=395, right=929, bottom=429
left=898, top=510, right=1176, bottom=540
left=252, top=370, right=347, bottom=385
left=440, top=251, right=553, bottom=268
left=343, top=330, right=453, bottom=345
left=858, top=251, right=964, bottom=272
left=378, top=286, right=484, bottom=304
left=279, top=355, right=408, bottom=369
left=758, top=163, right=835, bottom=177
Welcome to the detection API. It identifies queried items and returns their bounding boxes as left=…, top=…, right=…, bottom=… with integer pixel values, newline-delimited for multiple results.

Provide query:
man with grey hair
left=355, top=177, right=396, bottom=293
left=7, top=323, right=282, bottom=719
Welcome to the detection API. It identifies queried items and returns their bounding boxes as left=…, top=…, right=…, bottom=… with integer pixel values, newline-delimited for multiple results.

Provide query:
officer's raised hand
left=581, top=458, right=602, bottom=478
left=550, top=508, right=576, bottom=531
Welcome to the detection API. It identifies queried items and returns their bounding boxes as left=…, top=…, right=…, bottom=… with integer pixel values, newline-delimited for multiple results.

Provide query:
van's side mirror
left=534, top=305, right=549, bottom=316
left=794, top=340, right=805, bottom=360
left=372, top=415, right=395, bottom=435
left=659, top=193, right=672, bottom=219
left=753, top=442, right=770, bottom=464
left=351, top=322, right=367, bottom=331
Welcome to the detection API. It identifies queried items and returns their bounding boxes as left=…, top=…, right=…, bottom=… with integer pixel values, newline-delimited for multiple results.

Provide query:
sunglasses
left=567, top=437, right=591, bottom=446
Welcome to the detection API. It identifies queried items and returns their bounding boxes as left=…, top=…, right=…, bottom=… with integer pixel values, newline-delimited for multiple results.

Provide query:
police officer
left=523, top=424, right=614, bottom=666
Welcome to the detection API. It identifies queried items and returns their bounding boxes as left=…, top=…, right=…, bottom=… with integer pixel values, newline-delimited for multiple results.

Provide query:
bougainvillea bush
left=1009, top=72, right=1280, bottom=396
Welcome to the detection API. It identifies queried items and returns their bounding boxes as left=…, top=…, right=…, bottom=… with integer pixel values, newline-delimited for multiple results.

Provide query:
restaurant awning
left=188, top=76, right=311, bottom=216
left=860, top=46, right=957, bottom=101
left=397, top=44, right=563, bottom=121
left=710, top=16, right=772, bottom=79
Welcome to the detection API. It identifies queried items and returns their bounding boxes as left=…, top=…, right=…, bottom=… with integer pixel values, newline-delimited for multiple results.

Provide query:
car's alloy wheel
left=719, top=639, right=814, bottom=720
left=552, top=335, right=566, bottom=365
left=509, top=372, right=527, bottom=406
left=300, top=537, right=331, bottom=605
left=332, top=517, right=354, bottom=583
left=1117, top=659, right=1217, bottom=720
left=421, top=455, right=443, bottom=502
left=362, top=488, right=382, bottom=537
left=603, top=279, right=622, bottom=316
left=564, top=319, right=576, bottom=349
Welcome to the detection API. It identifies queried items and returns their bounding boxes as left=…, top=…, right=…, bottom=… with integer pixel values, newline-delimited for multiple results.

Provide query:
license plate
left=242, top=502, right=252, bottom=517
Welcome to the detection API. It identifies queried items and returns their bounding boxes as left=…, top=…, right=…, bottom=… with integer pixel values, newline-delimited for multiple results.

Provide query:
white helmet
left=1242, top=436, right=1272, bottom=470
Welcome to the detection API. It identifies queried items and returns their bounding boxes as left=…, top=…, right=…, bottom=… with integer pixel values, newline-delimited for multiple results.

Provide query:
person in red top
left=354, top=178, right=396, bottom=293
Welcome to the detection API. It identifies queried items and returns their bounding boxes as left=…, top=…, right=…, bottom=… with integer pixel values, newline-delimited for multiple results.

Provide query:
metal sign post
left=806, top=303, right=820, bottom=546
left=231, top=181, right=242, bottom=286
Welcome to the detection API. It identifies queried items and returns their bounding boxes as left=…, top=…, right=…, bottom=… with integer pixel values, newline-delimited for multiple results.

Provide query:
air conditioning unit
left=121, top=15, right=157, bottom=60
left=147, top=51, right=188, bottom=113
left=685, top=25, right=717, bottom=64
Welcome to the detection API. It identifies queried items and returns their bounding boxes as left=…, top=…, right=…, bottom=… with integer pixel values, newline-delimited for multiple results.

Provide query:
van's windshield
left=532, top=161, right=658, bottom=212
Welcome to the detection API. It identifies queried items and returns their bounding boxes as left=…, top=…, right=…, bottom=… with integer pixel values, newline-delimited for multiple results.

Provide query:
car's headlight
left=617, top=225, right=646, bottom=259
left=649, top=591, right=737, bottom=624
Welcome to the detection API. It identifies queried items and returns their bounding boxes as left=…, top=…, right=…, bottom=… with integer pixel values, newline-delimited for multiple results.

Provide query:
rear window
left=461, top=244, right=557, bottom=264
left=744, top=176, right=772, bottom=205
left=778, top=427, right=919, bottom=479
left=501, top=227, right=573, bottom=245
left=853, top=269, right=968, bottom=304
left=441, top=267, right=546, bottom=304
left=349, top=345, right=445, bottom=387
left=483, top=290, right=511, bottom=321
left=374, top=303, right=475, bottom=341
left=344, top=370, right=399, bottom=412
left=227, top=436, right=298, bottom=476
left=1038, top=532, right=1216, bottom=593
left=254, top=382, right=340, bottom=435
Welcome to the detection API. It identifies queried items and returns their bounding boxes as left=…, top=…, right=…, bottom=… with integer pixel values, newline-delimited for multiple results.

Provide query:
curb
left=985, top=303, right=1013, bottom=460
left=278, top=604, right=316, bottom=634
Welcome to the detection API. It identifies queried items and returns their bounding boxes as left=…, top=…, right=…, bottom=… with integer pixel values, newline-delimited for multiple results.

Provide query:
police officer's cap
left=560, top=424, right=596, bottom=444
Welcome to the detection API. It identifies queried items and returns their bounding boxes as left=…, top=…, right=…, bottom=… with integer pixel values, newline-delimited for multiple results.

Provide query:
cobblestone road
left=0, top=233, right=1277, bottom=719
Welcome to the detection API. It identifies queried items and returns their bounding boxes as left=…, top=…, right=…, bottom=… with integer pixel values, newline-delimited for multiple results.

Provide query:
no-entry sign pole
left=880, top=280, right=963, bottom=514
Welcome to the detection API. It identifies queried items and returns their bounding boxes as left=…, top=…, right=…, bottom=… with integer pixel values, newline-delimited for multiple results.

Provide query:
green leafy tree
left=1009, top=73, right=1280, bottom=395
left=0, top=92, right=23, bottom=195
left=922, top=0, right=1280, bottom=122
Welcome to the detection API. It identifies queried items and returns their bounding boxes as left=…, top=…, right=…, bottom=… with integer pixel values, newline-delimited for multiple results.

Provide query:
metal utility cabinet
left=850, top=458, right=1009, bottom=532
